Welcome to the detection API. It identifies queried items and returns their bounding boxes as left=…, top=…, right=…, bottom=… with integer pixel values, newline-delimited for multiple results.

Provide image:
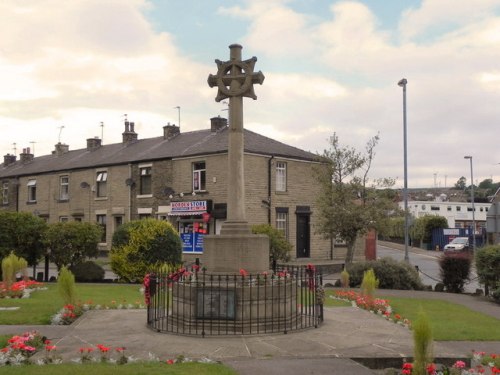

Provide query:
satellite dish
left=125, top=178, right=135, bottom=187
left=163, top=187, right=175, bottom=196
left=80, top=182, right=90, bottom=188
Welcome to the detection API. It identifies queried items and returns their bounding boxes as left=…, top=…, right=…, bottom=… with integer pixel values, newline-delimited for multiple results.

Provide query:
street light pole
left=398, top=78, right=410, bottom=262
left=464, top=156, right=476, bottom=251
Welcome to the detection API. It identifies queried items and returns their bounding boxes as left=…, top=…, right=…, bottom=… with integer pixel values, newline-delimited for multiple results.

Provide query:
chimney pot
left=210, top=116, right=228, bottom=132
left=3, top=154, right=17, bottom=166
left=87, top=137, right=102, bottom=151
left=54, top=142, right=69, bottom=156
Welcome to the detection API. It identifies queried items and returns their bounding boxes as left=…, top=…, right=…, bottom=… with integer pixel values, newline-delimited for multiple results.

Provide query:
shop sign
left=171, top=201, right=207, bottom=213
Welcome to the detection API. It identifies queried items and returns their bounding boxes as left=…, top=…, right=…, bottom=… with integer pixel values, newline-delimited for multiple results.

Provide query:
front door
left=296, top=214, right=310, bottom=258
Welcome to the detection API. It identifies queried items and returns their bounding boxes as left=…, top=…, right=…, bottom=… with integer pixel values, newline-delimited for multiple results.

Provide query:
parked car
left=443, top=237, right=469, bottom=252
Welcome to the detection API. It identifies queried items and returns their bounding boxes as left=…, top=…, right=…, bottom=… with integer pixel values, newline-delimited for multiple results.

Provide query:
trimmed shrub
left=110, top=219, right=182, bottom=283
left=70, top=261, right=105, bottom=282
left=475, top=245, right=500, bottom=296
left=347, top=257, right=424, bottom=290
left=58, top=267, right=77, bottom=305
left=251, top=224, right=292, bottom=264
left=360, top=268, right=378, bottom=298
left=439, top=253, right=471, bottom=293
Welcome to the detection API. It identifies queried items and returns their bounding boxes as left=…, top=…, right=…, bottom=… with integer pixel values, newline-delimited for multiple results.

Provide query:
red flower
left=166, top=359, right=175, bottom=365
left=426, top=363, right=436, bottom=374
left=45, top=345, right=57, bottom=352
left=239, top=269, right=248, bottom=277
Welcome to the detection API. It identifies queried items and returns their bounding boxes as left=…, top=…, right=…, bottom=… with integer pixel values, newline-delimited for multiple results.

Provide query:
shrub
left=347, top=257, right=424, bottom=290
left=412, top=309, right=433, bottom=375
left=1, top=252, right=28, bottom=287
left=439, top=253, right=471, bottom=293
left=360, top=268, right=378, bottom=298
left=251, top=224, right=292, bottom=264
left=58, top=267, right=77, bottom=305
left=475, top=245, right=500, bottom=296
left=492, top=288, right=500, bottom=303
left=110, top=219, right=182, bottom=283
left=70, top=261, right=105, bottom=282
left=340, top=269, right=350, bottom=288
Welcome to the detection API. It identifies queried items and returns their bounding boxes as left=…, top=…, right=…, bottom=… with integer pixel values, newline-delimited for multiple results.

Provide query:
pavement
left=1, top=243, right=499, bottom=374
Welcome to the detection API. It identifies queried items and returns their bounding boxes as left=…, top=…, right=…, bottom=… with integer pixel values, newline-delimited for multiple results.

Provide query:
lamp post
left=464, top=156, right=476, bottom=251
left=398, top=78, right=410, bottom=262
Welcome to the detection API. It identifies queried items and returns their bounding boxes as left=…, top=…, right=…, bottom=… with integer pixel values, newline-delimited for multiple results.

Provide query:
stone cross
left=208, top=44, right=265, bottom=228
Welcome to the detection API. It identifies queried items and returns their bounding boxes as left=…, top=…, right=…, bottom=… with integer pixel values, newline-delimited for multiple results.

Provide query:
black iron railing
left=145, top=265, right=323, bottom=336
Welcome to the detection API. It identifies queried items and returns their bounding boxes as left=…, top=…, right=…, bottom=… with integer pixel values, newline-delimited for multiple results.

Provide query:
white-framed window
left=140, top=167, right=152, bottom=195
left=60, top=175, right=69, bottom=200
left=59, top=216, right=69, bottom=222
left=96, top=171, right=107, bottom=197
left=276, top=162, right=287, bottom=192
left=2, top=182, right=8, bottom=205
left=276, top=208, right=288, bottom=239
left=96, top=214, right=107, bottom=243
left=27, top=179, right=37, bottom=202
left=193, top=162, right=206, bottom=191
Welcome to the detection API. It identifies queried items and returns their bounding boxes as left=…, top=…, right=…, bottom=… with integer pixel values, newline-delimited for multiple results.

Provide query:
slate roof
left=0, top=127, right=318, bottom=178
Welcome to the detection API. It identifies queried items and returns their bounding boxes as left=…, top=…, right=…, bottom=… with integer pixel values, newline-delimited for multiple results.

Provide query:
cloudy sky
left=1, top=0, right=499, bottom=189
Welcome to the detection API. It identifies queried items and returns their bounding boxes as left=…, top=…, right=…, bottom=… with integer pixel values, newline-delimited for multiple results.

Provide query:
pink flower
left=453, top=360, right=466, bottom=369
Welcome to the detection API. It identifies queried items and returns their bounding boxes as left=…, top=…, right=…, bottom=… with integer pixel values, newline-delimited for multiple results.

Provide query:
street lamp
left=398, top=78, right=410, bottom=262
left=464, top=155, right=476, bottom=251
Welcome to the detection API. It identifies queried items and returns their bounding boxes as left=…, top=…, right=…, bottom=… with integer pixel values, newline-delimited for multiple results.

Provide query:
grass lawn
left=0, top=362, right=237, bottom=375
left=0, top=283, right=143, bottom=325
left=379, top=295, right=500, bottom=341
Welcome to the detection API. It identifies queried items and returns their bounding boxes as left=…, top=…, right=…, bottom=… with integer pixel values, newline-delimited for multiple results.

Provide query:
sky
left=1, top=0, right=500, bottom=190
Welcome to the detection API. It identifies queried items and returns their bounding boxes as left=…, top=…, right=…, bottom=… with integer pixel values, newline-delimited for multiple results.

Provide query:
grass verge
left=0, top=283, right=143, bottom=325
left=0, top=362, right=237, bottom=375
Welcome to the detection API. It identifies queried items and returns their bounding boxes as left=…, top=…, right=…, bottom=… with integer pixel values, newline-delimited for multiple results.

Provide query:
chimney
left=210, top=116, right=228, bottom=132
left=86, top=137, right=102, bottom=151
left=3, top=154, right=16, bottom=166
left=19, top=147, right=34, bottom=163
left=54, top=142, right=69, bottom=156
left=122, top=121, right=138, bottom=144
left=163, top=122, right=180, bottom=140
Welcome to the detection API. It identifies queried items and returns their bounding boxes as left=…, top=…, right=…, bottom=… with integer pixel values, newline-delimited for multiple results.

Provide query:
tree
left=252, top=224, right=292, bottom=264
left=314, top=133, right=399, bottom=264
left=0, top=212, right=47, bottom=276
left=410, top=215, right=448, bottom=247
left=43, top=222, right=102, bottom=271
left=453, top=176, right=467, bottom=190
left=110, top=218, right=182, bottom=282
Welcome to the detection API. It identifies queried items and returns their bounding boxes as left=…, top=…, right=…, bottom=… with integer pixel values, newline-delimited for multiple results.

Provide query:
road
left=377, top=244, right=480, bottom=293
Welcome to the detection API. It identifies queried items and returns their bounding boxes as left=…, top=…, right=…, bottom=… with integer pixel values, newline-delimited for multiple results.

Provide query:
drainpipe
left=128, top=163, right=132, bottom=222
left=267, top=156, right=274, bottom=224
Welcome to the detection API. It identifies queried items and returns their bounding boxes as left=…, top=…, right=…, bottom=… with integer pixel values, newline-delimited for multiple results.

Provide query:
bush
left=360, top=268, right=378, bottom=298
left=475, top=245, right=500, bottom=296
left=492, top=288, right=500, bottom=303
left=69, top=261, right=105, bottom=282
left=58, top=267, right=77, bottom=305
left=413, top=309, right=433, bottom=375
left=347, top=257, right=424, bottom=290
left=439, top=253, right=471, bottom=293
left=251, top=224, right=292, bottom=264
left=110, top=219, right=182, bottom=283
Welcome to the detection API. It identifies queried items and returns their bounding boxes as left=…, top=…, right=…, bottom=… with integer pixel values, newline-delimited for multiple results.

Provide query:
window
left=193, top=162, right=206, bottom=191
left=2, top=182, right=8, bottom=204
left=467, top=207, right=475, bottom=212
left=275, top=207, right=288, bottom=238
left=139, top=213, right=152, bottom=220
left=96, top=171, right=107, bottom=197
left=447, top=206, right=452, bottom=211
left=140, top=167, right=152, bottom=195
left=59, top=216, right=69, bottom=222
left=27, top=179, right=37, bottom=202
left=276, top=162, right=287, bottom=192
left=60, top=175, right=69, bottom=201
left=96, top=214, right=107, bottom=243
left=114, top=216, right=123, bottom=229
left=430, top=206, right=440, bottom=211
left=456, top=206, right=461, bottom=212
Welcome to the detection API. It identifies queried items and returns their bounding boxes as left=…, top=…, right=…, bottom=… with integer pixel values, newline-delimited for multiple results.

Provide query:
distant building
left=400, top=200, right=491, bottom=233
left=0, top=117, right=335, bottom=262
left=486, top=188, right=500, bottom=245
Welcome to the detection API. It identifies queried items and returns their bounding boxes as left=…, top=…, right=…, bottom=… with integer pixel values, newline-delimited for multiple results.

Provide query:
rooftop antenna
left=58, top=125, right=65, bottom=143
left=30, top=141, right=36, bottom=155
left=100, top=122, right=104, bottom=143
left=12, top=142, right=17, bottom=156
left=174, top=106, right=180, bottom=131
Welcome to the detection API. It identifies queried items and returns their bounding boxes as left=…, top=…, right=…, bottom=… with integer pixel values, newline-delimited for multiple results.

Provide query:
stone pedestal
left=203, top=225, right=269, bottom=273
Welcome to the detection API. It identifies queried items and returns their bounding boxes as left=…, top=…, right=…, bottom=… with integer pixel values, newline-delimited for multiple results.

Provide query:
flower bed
left=0, top=280, right=45, bottom=299
left=331, top=290, right=412, bottom=328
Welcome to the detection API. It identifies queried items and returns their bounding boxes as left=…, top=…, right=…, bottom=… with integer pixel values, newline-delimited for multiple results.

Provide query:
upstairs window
left=140, top=167, right=152, bottom=195
left=276, top=162, right=287, bottom=192
left=193, top=162, right=206, bottom=191
left=60, top=176, right=69, bottom=201
left=96, top=171, right=107, bottom=197
left=27, top=179, right=37, bottom=202
left=2, top=182, right=8, bottom=204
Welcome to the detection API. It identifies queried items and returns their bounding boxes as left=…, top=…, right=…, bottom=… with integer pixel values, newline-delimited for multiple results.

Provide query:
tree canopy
left=314, top=133, right=399, bottom=264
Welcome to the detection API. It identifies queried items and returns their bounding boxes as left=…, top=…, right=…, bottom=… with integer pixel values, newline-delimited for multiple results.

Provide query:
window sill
left=275, top=191, right=288, bottom=195
left=137, top=194, right=153, bottom=199
left=95, top=197, right=108, bottom=201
